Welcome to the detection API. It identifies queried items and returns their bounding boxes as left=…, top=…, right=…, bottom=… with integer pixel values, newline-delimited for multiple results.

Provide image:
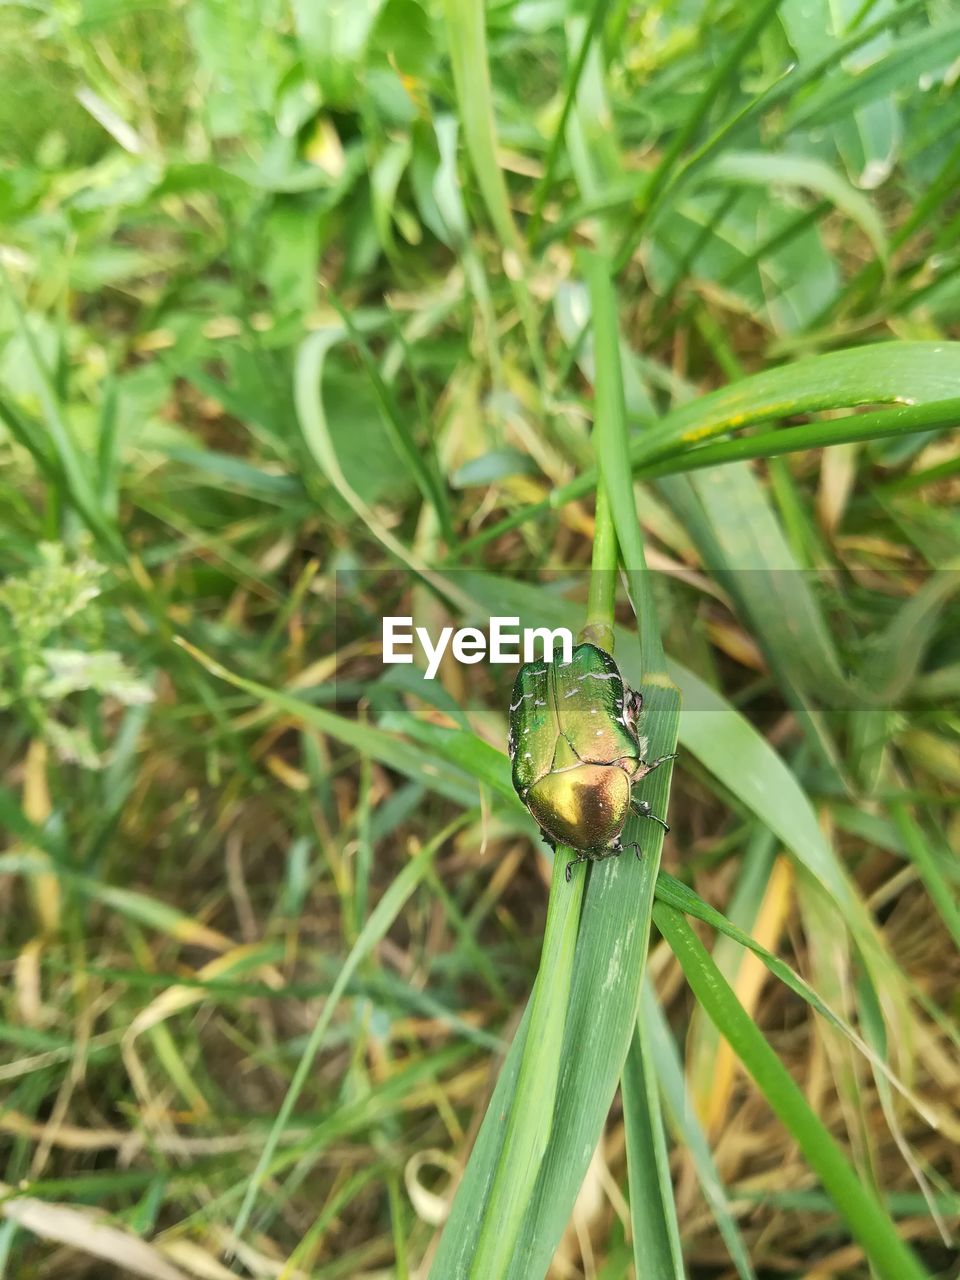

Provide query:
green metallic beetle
left=507, top=642, right=674, bottom=882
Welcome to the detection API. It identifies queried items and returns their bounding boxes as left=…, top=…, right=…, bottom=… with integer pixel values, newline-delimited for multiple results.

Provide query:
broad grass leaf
left=705, top=150, right=889, bottom=268
left=786, top=19, right=960, bottom=134
left=430, top=688, right=680, bottom=1278
left=631, top=343, right=960, bottom=470
left=475, top=342, right=960, bottom=530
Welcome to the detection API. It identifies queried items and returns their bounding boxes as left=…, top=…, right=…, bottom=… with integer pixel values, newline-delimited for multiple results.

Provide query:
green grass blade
left=621, top=1020, right=686, bottom=1280
left=662, top=464, right=850, bottom=704
left=435, top=247, right=681, bottom=1280
left=637, top=397, right=960, bottom=479
left=585, top=246, right=684, bottom=1273
left=0, top=265, right=119, bottom=554
left=612, top=0, right=786, bottom=270
left=629, top=343, right=960, bottom=469
left=704, top=150, right=888, bottom=269
left=890, top=802, right=960, bottom=954
left=175, top=637, right=500, bottom=808
left=654, top=903, right=932, bottom=1280
left=468, top=852, right=584, bottom=1276
left=454, top=342, right=960, bottom=549
left=439, top=0, right=518, bottom=254
left=230, top=811, right=473, bottom=1245
left=508, top=703, right=678, bottom=1274
left=683, top=827, right=778, bottom=1139
left=440, top=0, right=546, bottom=383
left=652, top=870, right=936, bottom=1126
left=428, top=1000, right=532, bottom=1277
left=786, top=18, right=960, bottom=132
left=641, top=982, right=758, bottom=1280
left=583, top=248, right=665, bottom=668
left=0, top=393, right=60, bottom=483
left=862, top=569, right=960, bottom=705
left=527, top=0, right=608, bottom=245
left=663, top=660, right=881, bottom=969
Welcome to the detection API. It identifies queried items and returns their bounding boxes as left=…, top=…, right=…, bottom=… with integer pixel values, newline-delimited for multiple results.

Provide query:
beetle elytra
left=507, top=642, right=674, bottom=881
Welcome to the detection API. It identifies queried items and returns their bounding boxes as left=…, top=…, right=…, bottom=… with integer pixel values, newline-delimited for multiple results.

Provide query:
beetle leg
left=565, top=852, right=588, bottom=883
left=588, top=839, right=628, bottom=866
left=607, top=838, right=644, bottom=864
left=623, top=688, right=644, bottom=737
left=631, top=797, right=670, bottom=833
left=636, top=751, right=678, bottom=777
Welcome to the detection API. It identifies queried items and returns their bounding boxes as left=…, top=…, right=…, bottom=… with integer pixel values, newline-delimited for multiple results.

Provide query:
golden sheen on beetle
left=507, top=643, right=674, bottom=881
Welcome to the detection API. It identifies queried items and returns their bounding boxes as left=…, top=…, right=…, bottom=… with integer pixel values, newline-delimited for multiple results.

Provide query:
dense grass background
left=1, top=1, right=960, bottom=1277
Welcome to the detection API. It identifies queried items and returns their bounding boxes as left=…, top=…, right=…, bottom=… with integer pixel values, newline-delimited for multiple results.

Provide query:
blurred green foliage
left=1, top=0, right=959, bottom=1276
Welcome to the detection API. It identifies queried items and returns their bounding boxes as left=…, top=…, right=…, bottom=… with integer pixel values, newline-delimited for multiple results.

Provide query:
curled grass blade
left=295, top=328, right=470, bottom=609
left=652, top=870, right=944, bottom=1131
left=704, top=150, right=888, bottom=269
left=319, top=293, right=454, bottom=544
left=655, top=903, right=932, bottom=1280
